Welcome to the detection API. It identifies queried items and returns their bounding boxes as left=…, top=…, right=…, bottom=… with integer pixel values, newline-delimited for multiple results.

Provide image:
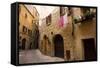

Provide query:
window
left=51, top=32, right=53, bottom=35
left=81, top=8, right=95, bottom=21
left=23, top=26, right=27, bottom=33
left=28, top=29, right=32, bottom=36
left=43, top=35, right=48, bottom=40
left=67, top=7, right=72, bottom=16
left=46, top=14, right=51, bottom=26
left=60, top=7, right=66, bottom=16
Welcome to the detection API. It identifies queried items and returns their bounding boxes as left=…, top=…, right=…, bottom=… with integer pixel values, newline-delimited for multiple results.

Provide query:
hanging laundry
left=63, top=13, right=68, bottom=28
left=58, top=13, right=68, bottom=28
left=58, top=16, right=64, bottom=28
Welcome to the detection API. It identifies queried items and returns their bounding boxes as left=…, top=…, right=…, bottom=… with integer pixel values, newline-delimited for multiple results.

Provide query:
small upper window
left=23, top=26, right=27, bottom=33
left=60, top=7, right=66, bottom=16
left=25, top=13, right=27, bottom=19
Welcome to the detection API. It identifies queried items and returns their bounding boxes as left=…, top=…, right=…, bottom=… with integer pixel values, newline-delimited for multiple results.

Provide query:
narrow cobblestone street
left=19, top=49, right=64, bottom=64
left=18, top=5, right=97, bottom=64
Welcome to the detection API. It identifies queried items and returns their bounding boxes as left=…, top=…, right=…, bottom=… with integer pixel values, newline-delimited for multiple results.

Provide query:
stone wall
left=19, top=4, right=39, bottom=50
left=39, top=7, right=96, bottom=61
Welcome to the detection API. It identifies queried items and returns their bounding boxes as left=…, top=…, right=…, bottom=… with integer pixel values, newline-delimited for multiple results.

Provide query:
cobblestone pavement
left=19, top=49, right=64, bottom=64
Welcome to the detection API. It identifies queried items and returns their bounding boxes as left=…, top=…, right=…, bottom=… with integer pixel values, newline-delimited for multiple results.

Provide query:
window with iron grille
left=46, top=14, right=51, bottom=26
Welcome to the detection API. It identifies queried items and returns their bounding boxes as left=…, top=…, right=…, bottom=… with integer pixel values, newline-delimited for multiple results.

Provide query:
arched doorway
left=22, top=38, right=26, bottom=50
left=53, top=34, right=64, bottom=58
left=43, top=35, right=48, bottom=55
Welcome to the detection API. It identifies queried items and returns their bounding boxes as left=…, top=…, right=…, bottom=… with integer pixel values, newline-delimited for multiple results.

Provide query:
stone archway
left=53, top=34, right=64, bottom=58
left=22, top=38, right=26, bottom=50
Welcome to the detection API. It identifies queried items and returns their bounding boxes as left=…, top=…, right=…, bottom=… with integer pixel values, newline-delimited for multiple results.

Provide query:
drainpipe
left=71, top=13, right=76, bottom=60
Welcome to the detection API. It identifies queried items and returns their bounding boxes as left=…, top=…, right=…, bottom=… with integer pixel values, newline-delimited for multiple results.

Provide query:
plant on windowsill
left=84, top=11, right=95, bottom=21
left=73, top=15, right=82, bottom=24
left=73, top=12, right=95, bottom=24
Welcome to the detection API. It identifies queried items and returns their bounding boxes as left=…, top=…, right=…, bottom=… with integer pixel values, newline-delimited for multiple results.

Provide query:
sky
left=25, top=5, right=56, bottom=19
left=25, top=5, right=57, bottom=26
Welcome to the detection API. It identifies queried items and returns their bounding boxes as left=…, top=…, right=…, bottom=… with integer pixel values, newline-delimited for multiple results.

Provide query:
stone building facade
left=39, top=7, right=74, bottom=61
left=72, top=7, right=96, bottom=60
left=19, top=4, right=39, bottom=50
left=39, top=7, right=96, bottom=61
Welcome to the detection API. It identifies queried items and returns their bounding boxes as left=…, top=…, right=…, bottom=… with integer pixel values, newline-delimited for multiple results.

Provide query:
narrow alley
left=18, top=4, right=97, bottom=64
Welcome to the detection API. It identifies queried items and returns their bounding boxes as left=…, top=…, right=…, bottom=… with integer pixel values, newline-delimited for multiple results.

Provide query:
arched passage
left=53, top=34, right=64, bottom=58
left=43, top=35, right=48, bottom=54
left=22, top=38, right=26, bottom=50
left=33, top=24, right=39, bottom=49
